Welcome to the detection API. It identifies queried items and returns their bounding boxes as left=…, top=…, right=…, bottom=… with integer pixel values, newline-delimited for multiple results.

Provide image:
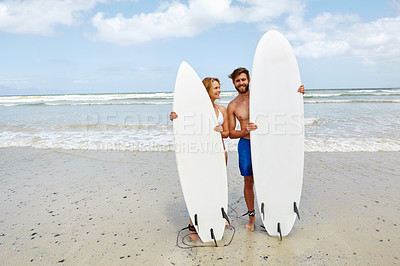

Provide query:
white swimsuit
left=217, top=108, right=224, bottom=125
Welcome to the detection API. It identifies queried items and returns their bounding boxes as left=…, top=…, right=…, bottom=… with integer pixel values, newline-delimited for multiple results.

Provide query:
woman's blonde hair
left=202, top=77, right=220, bottom=93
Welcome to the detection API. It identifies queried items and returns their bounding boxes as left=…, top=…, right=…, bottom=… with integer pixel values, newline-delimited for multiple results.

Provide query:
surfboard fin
left=261, top=202, right=265, bottom=221
left=221, top=207, right=230, bottom=226
left=293, top=202, right=300, bottom=220
left=194, top=214, right=199, bottom=232
left=210, top=228, right=217, bottom=247
left=277, top=223, right=282, bottom=241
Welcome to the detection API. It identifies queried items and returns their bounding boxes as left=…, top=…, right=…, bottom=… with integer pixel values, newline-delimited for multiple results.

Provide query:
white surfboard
left=250, top=30, right=304, bottom=238
left=173, top=61, right=228, bottom=243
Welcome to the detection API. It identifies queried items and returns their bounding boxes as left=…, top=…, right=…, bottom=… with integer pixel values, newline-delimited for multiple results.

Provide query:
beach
left=1, top=147, right=399, bottom=265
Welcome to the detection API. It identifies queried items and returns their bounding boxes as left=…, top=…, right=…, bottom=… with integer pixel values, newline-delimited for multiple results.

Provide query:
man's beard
left=235, top=84, right=249, bottom=94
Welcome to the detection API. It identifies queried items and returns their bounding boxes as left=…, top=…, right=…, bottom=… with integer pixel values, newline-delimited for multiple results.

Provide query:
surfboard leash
left=240, top=210, right=255, bottom=217
left=176, top=225, right=236, bottom=249
left=228, top=200, right=265, bottom=229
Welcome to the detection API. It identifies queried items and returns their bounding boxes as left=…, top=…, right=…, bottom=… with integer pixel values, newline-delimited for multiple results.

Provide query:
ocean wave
left=10, top=98, right=399, bottom=107
left=305, top=99, right=400, bottom=104
left=46, top=101, right=173, bottom=106
left=305, top=93, right=400, bottom=99
left=304, top=93, right=342, bottom=98
left=0, top=104, right=19, bottom=107
left=2, top=89, right=399, bottom=106
left=1, top=131, right=399, bottom=152
left=1, top=117, right=324, bottom=133
left=304, top=137, right=400, bottom=152
left=304, top=117, right=320, bottom=126
left=348, top=89, right=400, bottom=94
left=0, top=93, right=175, bottom=105
left=64, top=123, right=173, bottom=131
left=0, top=131, right=175, bottom=152
left=220, top=91, right=238, bottom=97
left=0, top=101, right=173, bottom=107
left=0, top=102, right=46, bottom=107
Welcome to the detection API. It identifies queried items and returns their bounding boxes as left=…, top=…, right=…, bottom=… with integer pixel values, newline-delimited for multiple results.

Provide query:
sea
left=0, top=88, right=399, bottom=152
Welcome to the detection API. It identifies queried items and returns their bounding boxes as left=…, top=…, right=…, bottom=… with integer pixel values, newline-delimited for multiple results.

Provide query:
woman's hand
left=169, top=111, right=178, bottom=121
left=214, top=125, right=223, bottom=133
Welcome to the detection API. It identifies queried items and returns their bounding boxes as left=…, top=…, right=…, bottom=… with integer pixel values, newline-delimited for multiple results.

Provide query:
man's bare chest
left=235, top=102, right=249, bottom=122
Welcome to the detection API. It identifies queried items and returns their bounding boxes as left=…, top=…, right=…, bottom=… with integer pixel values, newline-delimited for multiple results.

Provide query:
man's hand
left=245, top=122, right=258, bottom=133
left=298, top=85, right=305, bottom=94
left=169, top=111, right=178, bottom=121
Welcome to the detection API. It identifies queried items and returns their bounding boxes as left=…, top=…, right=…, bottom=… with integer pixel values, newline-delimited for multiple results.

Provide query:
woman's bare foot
left=188, top=222, right=200, bottom=241
left=189, top=231, right=201, bottom=241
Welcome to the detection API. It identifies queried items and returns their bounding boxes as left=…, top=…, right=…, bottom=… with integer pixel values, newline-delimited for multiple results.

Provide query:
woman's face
left=209, top=80, right=221, bottom=101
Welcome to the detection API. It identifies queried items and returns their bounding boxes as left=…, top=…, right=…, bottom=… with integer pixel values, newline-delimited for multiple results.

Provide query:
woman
left=170, top=77, right=229, bottom=162
left=170, top=77, right=229, bottom=241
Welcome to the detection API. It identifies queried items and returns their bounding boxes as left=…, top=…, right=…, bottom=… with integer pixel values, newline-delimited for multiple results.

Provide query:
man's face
left=233, top=73, right=249, bottom=94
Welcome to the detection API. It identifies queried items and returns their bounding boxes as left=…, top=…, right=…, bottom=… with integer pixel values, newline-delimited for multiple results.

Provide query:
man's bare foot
left=245, top=221, right=255, bottom=231
left=245, top=215, right=255, bottom=231
left=225, top=221, right=230, bottom=229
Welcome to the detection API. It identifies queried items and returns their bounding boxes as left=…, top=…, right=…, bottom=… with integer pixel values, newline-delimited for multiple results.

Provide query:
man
left=227, top=67, right=304, bottom=231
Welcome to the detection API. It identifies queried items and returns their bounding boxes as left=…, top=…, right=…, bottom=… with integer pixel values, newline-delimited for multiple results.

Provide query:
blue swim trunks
left=238, top=138, right=253, bottom=177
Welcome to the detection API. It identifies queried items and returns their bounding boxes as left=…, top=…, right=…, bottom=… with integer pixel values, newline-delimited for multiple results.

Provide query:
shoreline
left=1, top=148, right=399, bottom=265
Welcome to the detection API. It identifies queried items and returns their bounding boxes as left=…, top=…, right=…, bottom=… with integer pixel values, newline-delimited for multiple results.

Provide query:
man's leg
left=244, top=175, right=255, bottom=231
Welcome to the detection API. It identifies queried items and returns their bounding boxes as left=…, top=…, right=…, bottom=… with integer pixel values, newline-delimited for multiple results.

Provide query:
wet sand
left=0, top=147, right=399, bottom=265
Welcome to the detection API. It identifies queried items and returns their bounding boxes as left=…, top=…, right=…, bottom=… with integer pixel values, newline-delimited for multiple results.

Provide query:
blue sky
left=0, top=0, right=400, bottom=95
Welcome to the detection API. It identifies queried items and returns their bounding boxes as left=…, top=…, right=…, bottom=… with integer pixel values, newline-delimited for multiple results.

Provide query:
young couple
left=170, top=67, right=305, bottom=239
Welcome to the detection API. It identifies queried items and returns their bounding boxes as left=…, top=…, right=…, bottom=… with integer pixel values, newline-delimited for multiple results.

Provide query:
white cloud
left=291, top=14, right=400, bottom=65
left=89, top=0, right=304, bottom=45
left=394, top=0, right=400, bottom=14
left=73, top=79, right=91, bottom=84
left=88, top=0, right=400, bottom=66
left=2, top=0, right=399, bottom=66
left=89, top=0, right=241, bottom=45
left=0, top=77, right=31, bottom=85
left=0, top=0, right=102, bottom=35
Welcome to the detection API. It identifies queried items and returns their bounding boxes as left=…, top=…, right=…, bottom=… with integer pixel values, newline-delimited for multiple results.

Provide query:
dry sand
left=0, top=147, right=399, bottom=265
